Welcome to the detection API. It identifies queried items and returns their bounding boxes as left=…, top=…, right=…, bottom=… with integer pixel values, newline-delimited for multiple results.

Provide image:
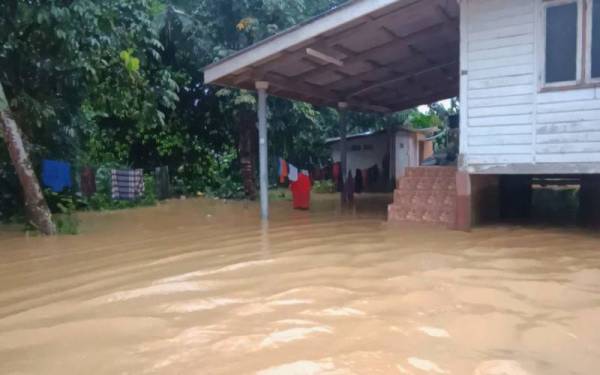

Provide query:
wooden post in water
left=256, top=81, right=270, bottom=220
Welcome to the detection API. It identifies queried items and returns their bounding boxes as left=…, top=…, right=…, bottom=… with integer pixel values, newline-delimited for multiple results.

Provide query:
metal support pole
left=338, top=102, right=348, bottom=203
left=256, top=81, right=269, bottom=220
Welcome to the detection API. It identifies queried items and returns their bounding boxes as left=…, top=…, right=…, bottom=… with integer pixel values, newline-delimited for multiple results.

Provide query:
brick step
left=405, top=167, right=457, bottom=178
left=393, top=190, right=456, bottom=208
left=388, top=204, right=455, bottom=224
left=397, top=177, right=456, bottom=191
left=388, top=167, right=458, bottom=226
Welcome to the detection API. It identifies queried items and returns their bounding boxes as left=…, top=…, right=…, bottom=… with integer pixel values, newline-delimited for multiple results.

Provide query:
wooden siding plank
left=469, top=65, right=534, bottom=80
left=469, top=125, right=533, bottom=136
left=469, top=85, right=533, bottom=99
left=537, top=132, right=600, bottom=144
left=538, top=121, right=600, bottom=135
left=469, top=55, right=533, bottom=71
left=537, top=88, right=596, bottom=103
left=469, top=34, right=533, bottom=52
left=536, top=153, right=600, bottom=163
left=537, top=110, right=600, bottom=124
left=469, top=104, right=533, bottom=118
left=469, top=94, right=534, bottom=108
left=537, top=99, right=600, bottom=113
left=467, top=154, right=533, bottom=165
left=469, top=23, right=534, bottom=42
left=537, top=142, right=600, bottom=154
left=469, top=44, right=534, bottom=61
left=468, top=74, right=533, bottom=90
left=469, top=134, right=532, bottom=146
left=469, top=145, right=532, bottom=155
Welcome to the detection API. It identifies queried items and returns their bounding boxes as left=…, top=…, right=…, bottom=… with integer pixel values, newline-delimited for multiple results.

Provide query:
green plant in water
left=43, top=190, right=81, bottom=235
left=312, top=179, right=335, bottom=194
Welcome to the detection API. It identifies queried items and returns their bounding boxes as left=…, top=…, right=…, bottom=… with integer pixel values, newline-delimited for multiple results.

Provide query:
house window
left=363, top=144, right=374, bottom=151
left=591, top=0, right=600, bottom=78
left=542, top=0, right=600, bottom=87
left=350, top=145, right=362, bottom=152
left=544, top=1, right=580, bottom=85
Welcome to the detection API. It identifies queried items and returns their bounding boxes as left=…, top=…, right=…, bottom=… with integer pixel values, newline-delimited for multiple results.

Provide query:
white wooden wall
left=331, top=133, right=389, bottom=173
left=461, top=0, right=600, bottom=173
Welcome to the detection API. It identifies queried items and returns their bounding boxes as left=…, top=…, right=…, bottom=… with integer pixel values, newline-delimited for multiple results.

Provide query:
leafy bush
left=204, top=149, right=245, bottom=200
left=407, top=112, right=442, bottom=130
left=0, top=162, right=21, bottom=223
left=43, top=190, right=81, bottom=235
left=312, top=179, right=335, bottom=194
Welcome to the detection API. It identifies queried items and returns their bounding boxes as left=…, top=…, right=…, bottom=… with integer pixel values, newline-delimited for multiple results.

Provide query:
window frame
left=586, top=0, right=600, bottom=82
left=540, top=0, right=584, bottom=89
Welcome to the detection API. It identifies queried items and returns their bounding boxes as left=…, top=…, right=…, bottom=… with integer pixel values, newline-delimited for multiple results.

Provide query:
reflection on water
left=0, top=195, right=599, bottom=375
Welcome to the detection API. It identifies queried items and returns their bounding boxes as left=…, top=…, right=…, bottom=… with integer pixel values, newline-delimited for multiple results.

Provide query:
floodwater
left=0, top=195, right=599, bottom=375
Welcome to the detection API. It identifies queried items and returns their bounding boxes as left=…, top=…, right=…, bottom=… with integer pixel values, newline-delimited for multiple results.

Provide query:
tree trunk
left=238, top=109, right=258, bottom=200
left=0, top=84, right=56, bottom=235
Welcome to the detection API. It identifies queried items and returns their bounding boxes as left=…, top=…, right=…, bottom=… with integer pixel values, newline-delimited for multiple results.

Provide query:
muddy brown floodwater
left=0, top=195, right=599, bottom=375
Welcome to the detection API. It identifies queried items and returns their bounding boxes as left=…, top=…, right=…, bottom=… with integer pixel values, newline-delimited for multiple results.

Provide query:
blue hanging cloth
left=41, top=160, right=72, bottom=193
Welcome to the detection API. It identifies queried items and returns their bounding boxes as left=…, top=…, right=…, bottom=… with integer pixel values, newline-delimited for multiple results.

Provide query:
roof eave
left=203, top=0, right=405, bottom=85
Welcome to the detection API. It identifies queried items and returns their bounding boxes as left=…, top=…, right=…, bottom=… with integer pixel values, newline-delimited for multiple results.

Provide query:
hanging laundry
left=345, top=170, right=355, bottom=203
left=278, top=158, right=289, bottom=183
left=111, top=169, right=145, bottom=201
left=42, top=160, right=72, bottom=193
left=368, top=164, right=380, bottom=186
left=290, top=172, right=311, bottom=210
left=332, top=162, right=341, bottom=183
left=80, top=167, right=96, bottom=198
left=332, top=162, right=343, bottom=192
left=362, top=168, right=369, bottom=192
left=155, top=166, right=170, bottom=200
left=355, top=169, right=364, bottom=194
left=288, top=164, right=299, bottom=182
left=312, top=167, right=323, bottom=181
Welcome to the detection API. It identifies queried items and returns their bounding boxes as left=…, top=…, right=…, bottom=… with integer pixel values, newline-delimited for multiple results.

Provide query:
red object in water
left=332, top=163, right=341, bottom=182
left=290, top=173, right=311, bottom=210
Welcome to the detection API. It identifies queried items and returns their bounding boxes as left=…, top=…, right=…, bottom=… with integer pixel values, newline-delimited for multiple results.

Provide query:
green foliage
left=312, top=179, right=335, bottom=194
left=43, top=190, right=81, bottom=235
left=0, top=159, right=20, bottom=223
left=203, top=149, right=245, bottom=200
left=408, top=112, right=443, bottom=130
left=119, top=49, right=141, bottom=73
left=269, top=188, right=292, bottom=201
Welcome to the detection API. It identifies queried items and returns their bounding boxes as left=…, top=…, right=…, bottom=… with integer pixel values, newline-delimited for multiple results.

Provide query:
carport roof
left=203, top=0, right=460, bottom=113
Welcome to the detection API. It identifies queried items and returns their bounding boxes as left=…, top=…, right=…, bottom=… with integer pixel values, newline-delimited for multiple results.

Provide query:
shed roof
left=203, top=0, right=460, bottom=113
left=325, top=126, right=434, bottom=144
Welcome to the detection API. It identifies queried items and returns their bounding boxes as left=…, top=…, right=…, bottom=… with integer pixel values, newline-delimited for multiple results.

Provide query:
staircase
left=388, top=167, right=458, bottom=226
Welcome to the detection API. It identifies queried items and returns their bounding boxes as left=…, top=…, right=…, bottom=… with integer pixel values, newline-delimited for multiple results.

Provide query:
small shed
left=326, top=127, right=434, bottom=191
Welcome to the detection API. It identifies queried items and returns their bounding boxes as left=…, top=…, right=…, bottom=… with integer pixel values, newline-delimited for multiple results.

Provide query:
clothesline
left=41, top=160, right=169, bottom=201
left=278, top=158, right=309, bottom=183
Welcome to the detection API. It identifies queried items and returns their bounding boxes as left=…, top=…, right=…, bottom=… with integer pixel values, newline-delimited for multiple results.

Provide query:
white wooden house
left=460, top=0, right=600, bottom=175
left=204, top=0, right=600, bottom=228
